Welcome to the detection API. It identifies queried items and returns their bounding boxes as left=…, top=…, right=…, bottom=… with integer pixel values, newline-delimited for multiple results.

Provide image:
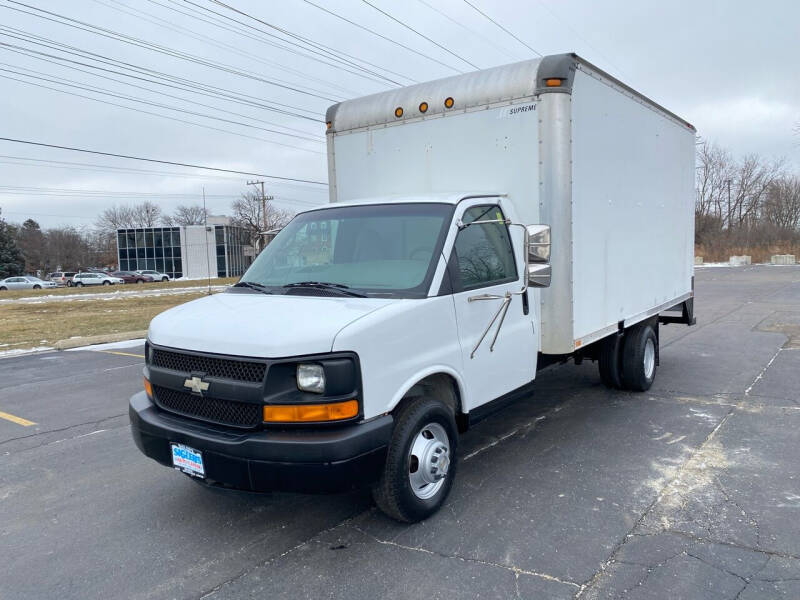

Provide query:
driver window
left=453, top=205, right=517, bottom=290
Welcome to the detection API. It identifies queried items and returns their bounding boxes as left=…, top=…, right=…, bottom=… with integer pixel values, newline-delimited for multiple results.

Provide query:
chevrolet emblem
left=184, top=376, right=210, bottom=395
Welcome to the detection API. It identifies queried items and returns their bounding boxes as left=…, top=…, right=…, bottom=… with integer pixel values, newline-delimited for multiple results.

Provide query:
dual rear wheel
left=598, top=322, right=658, bottom=392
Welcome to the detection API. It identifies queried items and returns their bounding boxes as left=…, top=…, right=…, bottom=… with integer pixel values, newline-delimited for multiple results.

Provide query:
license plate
left=171, top=443, right=205, bottom=478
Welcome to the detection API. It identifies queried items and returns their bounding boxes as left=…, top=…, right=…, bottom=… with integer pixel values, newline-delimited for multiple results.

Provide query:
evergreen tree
left=0, top=208, right=24, bottom=278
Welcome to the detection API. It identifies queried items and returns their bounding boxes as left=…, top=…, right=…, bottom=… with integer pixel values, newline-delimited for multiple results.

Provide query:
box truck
left=130, top=54, right=696, bottom=522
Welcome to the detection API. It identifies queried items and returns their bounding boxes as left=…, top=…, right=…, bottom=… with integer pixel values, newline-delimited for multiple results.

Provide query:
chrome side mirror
left=525, top=224, right=551, bottom=288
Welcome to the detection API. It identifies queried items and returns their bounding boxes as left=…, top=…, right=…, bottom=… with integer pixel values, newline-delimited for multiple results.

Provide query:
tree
left=0, top=208, right=24, bottom=278
left=16, top=219, right=46, bottom=274
left=130, top=201, right=162, bottom=227
left=171, top=204, right=208, bottom=226
left=231, top=190, right=293, bottom=248
left=46, top=226, right=91, bottom=271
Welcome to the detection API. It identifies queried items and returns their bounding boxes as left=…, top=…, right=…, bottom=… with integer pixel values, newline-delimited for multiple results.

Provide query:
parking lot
left=1, top=265, right=798, bottom=599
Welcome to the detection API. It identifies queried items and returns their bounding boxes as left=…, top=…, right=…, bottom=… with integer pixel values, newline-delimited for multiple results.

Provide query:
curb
left=54, top=330, right=149, bottom=350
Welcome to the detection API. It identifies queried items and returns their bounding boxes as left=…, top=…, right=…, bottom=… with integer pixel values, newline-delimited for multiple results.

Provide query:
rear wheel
left=621, top=323, right=658, bottom=392
left=0, top=286, right=6, bottom=291
left=33, top=284, right=41, bottom=290
left=598, top=333, right=623, bottom=389
left=136, top=279, right=144, bottom=284
left=372, top=396, right=458, bottom=523
left=76, top=282, right=83, bottom=287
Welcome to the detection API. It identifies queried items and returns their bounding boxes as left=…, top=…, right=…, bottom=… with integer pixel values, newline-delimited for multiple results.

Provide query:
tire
left=33, top=284, right=41, bottom=290
left=103, top=280, right=111, bottom=285
left=162, top=276, right=169, bottom=282
left=372, top=396, right=458, bottom=523
left=76, top=282, right=83, bottom=287
left=598, top=333, right=623, bottom=389
left=136, top=279, right=144, bottom=284
left=621, top=323, right=658, bottom=392
left=67, top=281, right=73, bottom=287
left=0, top=286, right=6, bottom=291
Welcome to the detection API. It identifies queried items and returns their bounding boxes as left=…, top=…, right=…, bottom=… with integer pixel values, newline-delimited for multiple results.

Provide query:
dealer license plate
left=171, top=443, right=205, bottom=478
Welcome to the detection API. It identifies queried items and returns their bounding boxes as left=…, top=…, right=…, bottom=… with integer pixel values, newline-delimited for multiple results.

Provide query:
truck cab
left=130, top=53, right=696, bottom=522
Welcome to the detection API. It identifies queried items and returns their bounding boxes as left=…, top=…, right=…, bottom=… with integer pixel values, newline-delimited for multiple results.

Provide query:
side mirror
left=525, top=224, right=551, bottom=288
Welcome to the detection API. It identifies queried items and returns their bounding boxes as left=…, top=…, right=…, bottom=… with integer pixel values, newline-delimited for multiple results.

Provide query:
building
left=116, top=218, right=253, bottom=279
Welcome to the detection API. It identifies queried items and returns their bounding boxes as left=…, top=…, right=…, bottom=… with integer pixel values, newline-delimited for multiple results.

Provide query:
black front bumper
left=129, top=392, right=393, bottom=493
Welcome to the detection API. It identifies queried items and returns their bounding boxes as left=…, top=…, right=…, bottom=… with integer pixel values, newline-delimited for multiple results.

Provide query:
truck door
left=446, top=201, right=537, bottom=411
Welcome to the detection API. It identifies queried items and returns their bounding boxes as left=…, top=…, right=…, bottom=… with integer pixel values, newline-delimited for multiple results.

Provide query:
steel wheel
left=408, top=422, right=451, bottom=500
left=643, top=337, right=656, bottom=380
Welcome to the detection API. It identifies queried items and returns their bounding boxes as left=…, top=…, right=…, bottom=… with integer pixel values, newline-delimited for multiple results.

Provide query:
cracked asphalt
left=1, top=265, right=798, bottom=599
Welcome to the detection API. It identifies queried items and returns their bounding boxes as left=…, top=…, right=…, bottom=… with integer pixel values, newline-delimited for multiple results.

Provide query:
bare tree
left=231, top=190, right=293, bottom=247
left=171, top=204, right=208, bottom=226
left=764, top=176, right=800, bottom=231
left=95, top=204, right=136, bottom=231
left=16, top=219, right=46, bottom=274
left=130, top=201, right=162, bottom=227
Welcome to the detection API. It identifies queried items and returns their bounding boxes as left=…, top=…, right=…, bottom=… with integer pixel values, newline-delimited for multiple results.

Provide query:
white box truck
left=130, top=54, right=696, bottom=522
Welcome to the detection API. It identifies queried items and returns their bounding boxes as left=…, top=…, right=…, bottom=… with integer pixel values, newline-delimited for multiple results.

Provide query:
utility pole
left=203, top=186, right=211, bottom=294
left=247, top=180, right=274, bottom=251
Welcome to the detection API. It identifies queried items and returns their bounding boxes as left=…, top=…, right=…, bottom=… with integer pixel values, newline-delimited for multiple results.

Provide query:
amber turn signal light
left=545, top=78, right=563, bottom=87
left=144, top=377, right=153, bottom=400
left=263, top=400, right=359, bottom=423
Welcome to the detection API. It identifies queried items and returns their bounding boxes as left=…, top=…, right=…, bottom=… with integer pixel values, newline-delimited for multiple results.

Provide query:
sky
left=0, top=0, right=798, bottom=229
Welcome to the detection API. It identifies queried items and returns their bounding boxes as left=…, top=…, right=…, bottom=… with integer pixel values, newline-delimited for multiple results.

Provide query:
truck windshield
left=239, top=203, right=453, bottom=298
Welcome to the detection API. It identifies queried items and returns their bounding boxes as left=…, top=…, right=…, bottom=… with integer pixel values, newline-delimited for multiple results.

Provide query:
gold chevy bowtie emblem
left=184, top=376, right=210, bottom=394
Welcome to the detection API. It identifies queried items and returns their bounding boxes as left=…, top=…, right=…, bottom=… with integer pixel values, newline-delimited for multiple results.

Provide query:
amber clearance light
left=263, top=400, right=359, bottom=423
left=545, top=78, right=563, bottom=87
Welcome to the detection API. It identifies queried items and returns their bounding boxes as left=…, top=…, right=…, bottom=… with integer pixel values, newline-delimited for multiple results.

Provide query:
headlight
left=297, top=363, right=325, bottom=393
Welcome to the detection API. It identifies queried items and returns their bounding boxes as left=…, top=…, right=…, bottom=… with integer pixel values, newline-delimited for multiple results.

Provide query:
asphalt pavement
left=1, top=265, right=798, bottom=599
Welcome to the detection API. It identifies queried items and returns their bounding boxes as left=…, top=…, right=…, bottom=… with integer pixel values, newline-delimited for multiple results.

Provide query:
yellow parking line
left=99, top=350, right=145, bottom=358
left=0, top=410, right=36, bottom=426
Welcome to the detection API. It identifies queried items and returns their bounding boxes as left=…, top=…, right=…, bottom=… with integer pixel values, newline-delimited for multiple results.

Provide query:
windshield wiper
left=232, top=281, right=273, bottom=294
left=282, top=281, right=367, bottom=297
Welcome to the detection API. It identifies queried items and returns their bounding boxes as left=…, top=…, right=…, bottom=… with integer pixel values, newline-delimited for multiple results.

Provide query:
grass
left=0, top=290, right=215, bottom=351
left=0, top=277, right=237, bottom=300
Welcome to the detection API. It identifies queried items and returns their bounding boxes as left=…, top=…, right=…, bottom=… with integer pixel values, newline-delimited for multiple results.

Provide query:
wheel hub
left=408, top=422, right=450, bottom=500
left=644, top=337, right=655, bottom=380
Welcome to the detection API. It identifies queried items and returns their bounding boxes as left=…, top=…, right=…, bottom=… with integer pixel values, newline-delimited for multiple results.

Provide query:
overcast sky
left=1, top=0, right=798, bottom=229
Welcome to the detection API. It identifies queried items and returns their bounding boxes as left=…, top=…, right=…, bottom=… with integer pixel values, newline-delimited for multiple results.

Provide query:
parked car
left=135, top=270, right=171, bottom=282
left=47, top=271, right=77, bottom=287
left=0, top=276, right=58, bottom=291
left=72, top=272, right=124, bottom=287
left=111, top=271, right=154, bottom=284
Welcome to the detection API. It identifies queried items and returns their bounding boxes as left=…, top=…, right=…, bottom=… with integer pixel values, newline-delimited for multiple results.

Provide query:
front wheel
left=103, top=280, right=111, bottom=285
left=161, top=276, right=169, bottom=282
left=137, top=279, right=144, bottom=284
left=372, top=396, right=458, bottom=523
left=621, top=323, right=658, bottom=392
left=76, top=282, right=83, bottom=287
left=33, top=284, right=41, bottom=290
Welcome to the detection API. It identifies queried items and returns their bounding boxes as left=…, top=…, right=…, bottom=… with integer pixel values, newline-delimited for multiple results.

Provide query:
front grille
left=153, top=385, right=262, bottom=429
left=152, top=349, right=266, bottom=383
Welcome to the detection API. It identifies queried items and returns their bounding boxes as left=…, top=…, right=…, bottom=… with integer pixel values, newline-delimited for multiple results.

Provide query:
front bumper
left=129, top=392, right=393, bottom=493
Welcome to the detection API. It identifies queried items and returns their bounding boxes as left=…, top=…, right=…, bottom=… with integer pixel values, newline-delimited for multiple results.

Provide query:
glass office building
left=117, top=227, right=183, bottom=278
left=117, top=224, right=252, bottom=279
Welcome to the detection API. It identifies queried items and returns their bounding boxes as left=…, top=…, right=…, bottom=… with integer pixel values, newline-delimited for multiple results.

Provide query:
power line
left=0, top=137, right=328, bottom=185
left=0, top=61, right=324, bottom=144
left=414, top=0, right=520, bottom=61
left=0, top=31, right=322, bottom=123
left=94, top=0, right=364, bottom=98
left=461, top=0, right=542, bottom=57
left=0, top=156, right=330, bottom=196
left=0, top=71, right=325, bottom=155
left=1, top=0, right=340, bottom=103
left=300, top=0, right=464, bottom=74
left=191, top=0, right=412, bottom=87
left=0, top=49, right=321, bottom=139
left=359, top=0, right=478, bottom=70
